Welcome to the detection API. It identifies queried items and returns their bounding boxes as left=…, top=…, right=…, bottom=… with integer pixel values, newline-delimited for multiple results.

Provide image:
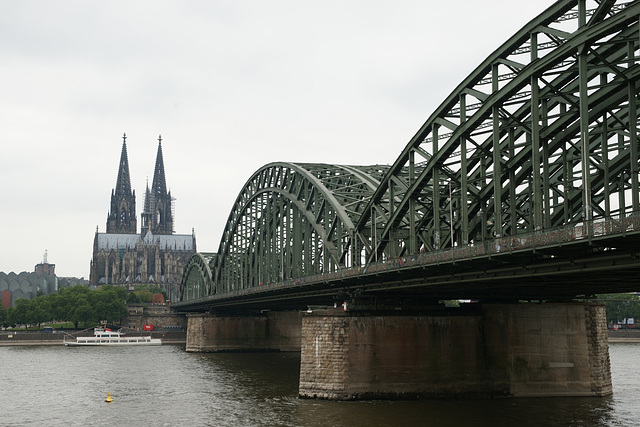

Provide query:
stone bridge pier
left=185, top=311, right=302, bottom=352
left=185, top=302, right=612, bottom=400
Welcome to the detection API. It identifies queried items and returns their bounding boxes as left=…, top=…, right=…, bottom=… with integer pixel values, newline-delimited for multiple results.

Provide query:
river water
left=0, top=342, right=638, bottom=426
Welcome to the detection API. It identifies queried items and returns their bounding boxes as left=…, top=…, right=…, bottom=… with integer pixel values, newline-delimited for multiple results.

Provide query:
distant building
left=34, top=250, right=55, bottom=276
left=0, top=252, right=82, bottom=307
left=89, top=134, right=196, bottom=301
left=0, top=271, right=56, bottom=308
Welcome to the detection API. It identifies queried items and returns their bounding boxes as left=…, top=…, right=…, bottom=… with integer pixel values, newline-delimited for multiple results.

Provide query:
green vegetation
left=133, top=284, right=167, bottom=303
left=0, top=305, right=7, bottom=326
left=598, top=293, right=640, bottom=325
left=1, top=285, right=128, bottom=329
left=135, top=289, right=154, bottom=304
left=441, top=300, right=461, bottom=308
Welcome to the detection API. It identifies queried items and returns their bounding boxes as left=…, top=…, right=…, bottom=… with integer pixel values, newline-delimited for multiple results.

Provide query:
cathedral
left=89, top=134, right=196, bottom=300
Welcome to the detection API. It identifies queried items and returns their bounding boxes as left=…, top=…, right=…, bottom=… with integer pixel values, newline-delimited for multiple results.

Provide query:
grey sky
left=0, top=1, right=555, bottom=278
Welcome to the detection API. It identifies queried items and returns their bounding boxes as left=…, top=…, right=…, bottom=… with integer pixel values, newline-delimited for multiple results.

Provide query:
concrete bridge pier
left=185, top=311, right=301, bottom=352
left=299, top=302, right=612, bottom=400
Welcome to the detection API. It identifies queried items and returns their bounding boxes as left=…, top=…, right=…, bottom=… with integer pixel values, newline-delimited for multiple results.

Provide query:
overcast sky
left=0, top=0, right=556, bottom=278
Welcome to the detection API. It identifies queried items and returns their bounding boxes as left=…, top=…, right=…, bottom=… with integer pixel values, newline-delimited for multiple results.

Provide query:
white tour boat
left=64, top=328, right=162, bottom=346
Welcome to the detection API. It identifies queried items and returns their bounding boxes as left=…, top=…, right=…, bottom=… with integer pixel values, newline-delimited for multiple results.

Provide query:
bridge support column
left=299, top=302, right=611, bottom=400
left=185, top=311, right=301, bottom=352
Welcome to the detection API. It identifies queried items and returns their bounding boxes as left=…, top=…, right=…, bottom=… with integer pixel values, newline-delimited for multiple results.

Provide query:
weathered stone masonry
left=299, top=302, right=612, bottom=400
left=186, top=311, right=301, bottom=353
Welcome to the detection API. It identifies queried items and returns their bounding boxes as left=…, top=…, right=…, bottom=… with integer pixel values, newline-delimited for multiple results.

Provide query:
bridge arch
left=353, top=0, right=640, bottom=263
left=180, top=252, right=215, bottom=301
left=211, top=162, right=389, bottom=294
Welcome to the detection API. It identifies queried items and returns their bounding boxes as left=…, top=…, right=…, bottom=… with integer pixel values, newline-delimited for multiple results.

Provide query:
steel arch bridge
left=179, top=0, right=640, bottom=306
left=181, top=162, right=391, bottom=300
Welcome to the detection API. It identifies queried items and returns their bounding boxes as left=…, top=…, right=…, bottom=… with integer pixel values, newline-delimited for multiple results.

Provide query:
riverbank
left=0, top=330, right=186, bottom=346
left=608, top=329, right=640, bottom=343
left=2, top=330, right=638, bottom=346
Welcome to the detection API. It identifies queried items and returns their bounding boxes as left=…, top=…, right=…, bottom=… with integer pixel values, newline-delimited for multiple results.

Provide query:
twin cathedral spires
left=106, top=133, right=174, bottom=236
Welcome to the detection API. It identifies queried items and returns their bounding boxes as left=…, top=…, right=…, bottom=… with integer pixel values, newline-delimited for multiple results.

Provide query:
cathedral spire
left=144, top=177, right=151, bottom=212
left=107, top=133, right=137, bottom=234
left=151, top=135, right=167, bottom=197
left=144, top=134, right=174, bottom=235
left=115, top=133, right=132, bottom=197
left=141, top=177, right=151, bottom=237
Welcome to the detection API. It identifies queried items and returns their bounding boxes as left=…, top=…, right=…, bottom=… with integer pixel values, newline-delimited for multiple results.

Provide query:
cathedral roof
left=96, top=232, right=194, bottom=251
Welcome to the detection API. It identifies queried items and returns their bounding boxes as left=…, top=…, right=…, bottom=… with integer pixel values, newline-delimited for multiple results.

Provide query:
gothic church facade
left=90, top=135, right=196, bottom=300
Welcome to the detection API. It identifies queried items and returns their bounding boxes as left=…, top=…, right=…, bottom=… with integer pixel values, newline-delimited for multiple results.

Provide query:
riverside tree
left=599, top=293, right=640, bottom=325
left=8, top=284, right=128, bottom=329
left=0, top=305, right=8, bottom=327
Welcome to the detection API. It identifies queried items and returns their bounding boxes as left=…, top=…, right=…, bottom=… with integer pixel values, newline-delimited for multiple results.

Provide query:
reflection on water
left=0, top=343, right=637, bottom=426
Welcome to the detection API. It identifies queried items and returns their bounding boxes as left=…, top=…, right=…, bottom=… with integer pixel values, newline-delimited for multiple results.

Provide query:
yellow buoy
left=105, top=392, right=113, bottom=403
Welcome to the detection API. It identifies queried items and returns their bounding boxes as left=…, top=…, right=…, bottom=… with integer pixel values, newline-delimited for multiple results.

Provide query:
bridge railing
left=360, top=213, right=640, bottom=274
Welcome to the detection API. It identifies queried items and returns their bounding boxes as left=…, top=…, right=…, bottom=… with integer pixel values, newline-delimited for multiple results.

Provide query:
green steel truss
left=181, top=252, right=216, bottom=300
left=181, top=163, right=389, bottom=298
left=181, top=0, right=640, bottom=301
left=356, top=0, right=640, bottom=263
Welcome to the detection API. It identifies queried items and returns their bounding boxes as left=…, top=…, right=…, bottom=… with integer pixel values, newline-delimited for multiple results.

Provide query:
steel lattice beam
left=180, top=163, right=388, bottom=298
left=355, top=0, right=640, bottom=265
